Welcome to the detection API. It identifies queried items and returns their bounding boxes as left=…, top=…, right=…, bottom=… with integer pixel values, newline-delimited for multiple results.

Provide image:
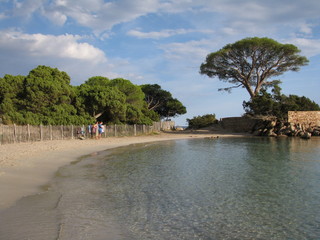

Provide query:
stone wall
left=220, top=117, right=258, bottom=132
left=161, top=121, right=175, bottom=130
left=288, top=111, right=320, bottom=126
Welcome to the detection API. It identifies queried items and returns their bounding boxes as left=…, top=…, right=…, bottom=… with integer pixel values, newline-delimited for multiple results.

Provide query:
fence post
left=27, top=124, right=31, bottom=142
left=71, top=125, right=74, bottom=139
left=134, top=124, right=137, bottom=136
left=0, top=124, right=2, bottom=145
left=61, top=125, right=64, bottom=140
left=143, top=125, right=146, bottom=134
left=40, top=124, right=43, bottom=141
left=50, top=125, right=53, bottom=140
left=114, top=124, right=117, bottom=137
left=13, top=124, right=17, bottom=143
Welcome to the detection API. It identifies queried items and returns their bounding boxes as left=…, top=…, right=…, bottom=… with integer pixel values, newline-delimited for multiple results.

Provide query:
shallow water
left=1, top=137, right=320, bottom=239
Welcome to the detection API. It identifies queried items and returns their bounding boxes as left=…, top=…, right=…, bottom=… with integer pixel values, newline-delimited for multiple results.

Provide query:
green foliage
left=76, top=77, right=127, bottom=122
left=200, top=37, right=309, bottom=99
left=141, top=84, right=186, bottom=119
left=141, top=84, right=172, bottom=110
left=0, top=66, right=185, bottom=126
left=76, top=77, right=156, bottom=125
left=187, top=114, right=218, bottom=129
left=109, top=78, right=145, bottom=108
left=24, top=65, right=75, bottom=113
left=243, top=85, right=320, bottom=119
left=160, top=98, right=187, bottom=120
left=0, top=66, right=93, bottom=125
left=0, top=74, right=25, bottom=116
left=141, top=107, right=160, bottom=122
left=125, top=105, right=153, bottom=125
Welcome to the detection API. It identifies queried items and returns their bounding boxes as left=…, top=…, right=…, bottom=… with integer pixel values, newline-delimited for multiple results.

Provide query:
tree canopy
left=141, top=84, right=187, bottom=120
left=243, top=85, right=320, bottom=119
left=200, top=37, right=309, bottom=99
left=76, top=76, right=127, bottom=123
left=0, top=66, right=186, bottom=125
left=76, top=77, right=158, bottom=124
left=0, top=66, right=91, bottom=125
left=141, top=84, right=172, bottom=111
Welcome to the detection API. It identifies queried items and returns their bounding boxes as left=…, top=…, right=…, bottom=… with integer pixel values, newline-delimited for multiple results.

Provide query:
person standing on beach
left=98, top=122, right=104, bottom=139
left=93, top=122, right=99, bottom=139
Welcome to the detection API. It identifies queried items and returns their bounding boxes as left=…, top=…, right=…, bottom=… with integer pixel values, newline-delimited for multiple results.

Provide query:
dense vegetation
left=243, top=85, right=320, bottom=120
left=186, top=114, right=218, bottom=129
left=199, top=37, right=318, bottom=126
left=0, top=66, right=186, bottom=125
left=141, top=84, right=187, bottom=120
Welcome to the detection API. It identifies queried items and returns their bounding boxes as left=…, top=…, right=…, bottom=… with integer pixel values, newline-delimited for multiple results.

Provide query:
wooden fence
left=0, top=122, right=163, bottom=145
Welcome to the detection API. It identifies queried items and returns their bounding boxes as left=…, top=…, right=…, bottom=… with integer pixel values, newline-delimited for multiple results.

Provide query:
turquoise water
left=1, top=137, right=320, bottom=239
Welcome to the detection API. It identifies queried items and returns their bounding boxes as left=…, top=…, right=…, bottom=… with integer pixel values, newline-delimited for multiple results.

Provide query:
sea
left=0, top=137, right=319, bottom=240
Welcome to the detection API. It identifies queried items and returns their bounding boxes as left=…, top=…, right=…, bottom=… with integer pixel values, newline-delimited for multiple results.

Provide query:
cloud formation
left=0, top=30, right=106, bottom=62
left=287, top=38, right=320, bottom=57
left=0, top=0, right=319, bottom=124
left=127, top=28, right=213, bottom=39
left=43, top=0, right=161, bottom=34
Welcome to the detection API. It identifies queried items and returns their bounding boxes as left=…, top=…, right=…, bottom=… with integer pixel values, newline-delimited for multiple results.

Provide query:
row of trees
left=0, top=66, right=186, bottom=125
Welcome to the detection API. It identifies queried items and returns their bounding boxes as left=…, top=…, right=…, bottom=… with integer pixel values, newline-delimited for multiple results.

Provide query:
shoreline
left=0, top=131, right=248, bottom=210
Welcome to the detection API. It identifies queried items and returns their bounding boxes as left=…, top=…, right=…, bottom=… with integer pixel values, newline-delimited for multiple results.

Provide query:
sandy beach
left=0, top=130, right=247, bottom=210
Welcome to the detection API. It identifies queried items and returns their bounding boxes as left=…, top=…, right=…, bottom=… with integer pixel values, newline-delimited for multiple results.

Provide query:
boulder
left=300, top=132, right=311, bottom=139
left=313, top=130, right=320, bottom=136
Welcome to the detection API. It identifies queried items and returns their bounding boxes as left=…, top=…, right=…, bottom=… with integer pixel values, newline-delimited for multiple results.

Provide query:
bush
left=187, top=114, right=218, bottom=129
left=243, top=86, right=320, bottom=120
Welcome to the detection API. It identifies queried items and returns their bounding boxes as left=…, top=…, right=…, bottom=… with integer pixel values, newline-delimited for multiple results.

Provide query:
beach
left=0, top=130, right=246, bottom=211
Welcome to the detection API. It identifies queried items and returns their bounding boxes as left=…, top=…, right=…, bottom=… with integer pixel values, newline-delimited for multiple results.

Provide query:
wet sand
left=0, top=130, right=248, bottom=210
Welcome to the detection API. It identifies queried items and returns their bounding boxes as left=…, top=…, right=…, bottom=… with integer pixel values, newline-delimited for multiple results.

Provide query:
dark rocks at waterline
left=251, top=119, right=319, bottom=139
left=300, top=132, right=312, bottom=139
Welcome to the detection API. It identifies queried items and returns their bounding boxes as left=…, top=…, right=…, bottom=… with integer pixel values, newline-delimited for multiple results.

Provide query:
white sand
left=0, top=131, right=247, bottom=210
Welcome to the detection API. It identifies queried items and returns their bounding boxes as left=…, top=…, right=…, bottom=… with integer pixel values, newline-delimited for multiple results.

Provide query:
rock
left=267, top=121, right=277, bottom=128
left=313, top=130, right=320, bottom=136
left=248, top=117, right=319, bottom=138
left=300, top=132, right=311, bottom=139
left=268, top=131, right=278, bottom=137
left=276, top=134, right=288, bottom=138
left=252, top=130, right=262, bottom=136
left=289, top=123, right=295, bottom=132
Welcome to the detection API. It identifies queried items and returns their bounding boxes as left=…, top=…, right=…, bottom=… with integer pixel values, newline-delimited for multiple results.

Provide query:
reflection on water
left=0, top=137, right=320, bottom=239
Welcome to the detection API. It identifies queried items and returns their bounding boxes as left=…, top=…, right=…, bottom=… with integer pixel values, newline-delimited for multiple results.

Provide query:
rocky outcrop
left=251, top=118, right=320, bottom=139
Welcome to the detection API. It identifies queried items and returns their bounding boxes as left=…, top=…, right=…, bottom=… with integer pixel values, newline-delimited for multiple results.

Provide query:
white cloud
left=0, top=30, right=106, bottom=62
left=12, top=0, right=43, bottom=18
left=159, top=38, right=220, bottom=62
left=45, top=10, right=67, bottom=26
left=44, top=0, right=161, bottom=34
left=286, top=38, right=320, bottom=57
left=127, top=28, right=213, bottom=39
left=297, top=23, right=313, bottom=35
left=5, top=0, right=320, bottom=40
left=0, top=30, right=114, bottom=84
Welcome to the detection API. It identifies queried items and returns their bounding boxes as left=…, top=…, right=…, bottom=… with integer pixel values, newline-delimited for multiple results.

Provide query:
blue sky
left=0, top=0, right=319, bottom=125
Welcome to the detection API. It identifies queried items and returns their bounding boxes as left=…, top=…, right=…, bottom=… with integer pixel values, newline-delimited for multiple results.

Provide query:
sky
left=0, top=0, right=319, bottom=126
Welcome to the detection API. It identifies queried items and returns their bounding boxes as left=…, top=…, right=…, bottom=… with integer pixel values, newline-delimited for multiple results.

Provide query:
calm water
left=1, top=137, right=320, bottom=239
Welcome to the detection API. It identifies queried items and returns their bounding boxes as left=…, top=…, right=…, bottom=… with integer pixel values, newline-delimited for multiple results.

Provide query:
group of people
left=88, top=122, right=105, bottom=140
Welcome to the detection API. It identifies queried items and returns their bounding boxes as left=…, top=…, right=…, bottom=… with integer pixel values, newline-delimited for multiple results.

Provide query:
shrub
left=187, top=114, right=218, bottom=129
